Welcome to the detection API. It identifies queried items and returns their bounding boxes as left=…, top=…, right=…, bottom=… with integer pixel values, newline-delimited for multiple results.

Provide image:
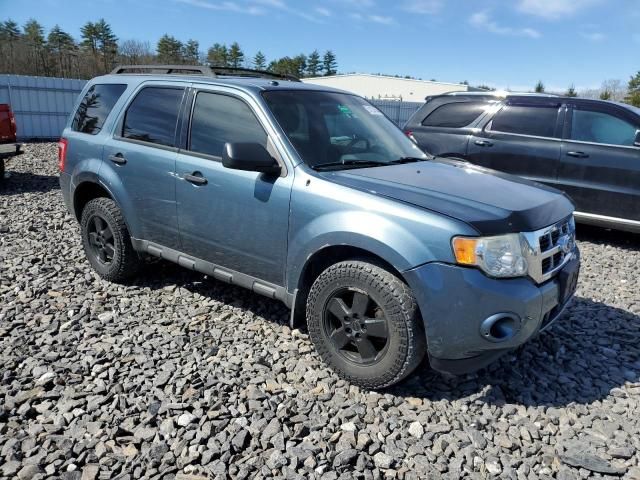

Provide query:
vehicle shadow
left=0, top=171, right=60, bottom=195
left=129, top=259, right=639, bottom=408
left=392, top=296, right=640, bottom=407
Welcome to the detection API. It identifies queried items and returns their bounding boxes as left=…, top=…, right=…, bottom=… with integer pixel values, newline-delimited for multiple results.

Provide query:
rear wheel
left=306, top=260, right=425, bottom=389
left=0, top=159, right=4, bottom=181
left=80, top=197, right=141, bottom=282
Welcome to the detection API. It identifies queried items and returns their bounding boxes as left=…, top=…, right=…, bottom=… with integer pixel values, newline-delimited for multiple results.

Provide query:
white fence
left=0, top=75, right=86, bottom=140
left=0, top=75, right=423, bottom=140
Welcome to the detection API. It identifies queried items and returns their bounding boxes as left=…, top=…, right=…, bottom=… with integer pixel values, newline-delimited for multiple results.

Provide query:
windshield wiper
left=388, top=156, right=428, bottom=164
left=313, top=159, right=387, bottom=171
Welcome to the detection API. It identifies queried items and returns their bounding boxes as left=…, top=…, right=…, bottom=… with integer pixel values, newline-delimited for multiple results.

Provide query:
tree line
left=0, top=18, right=338, bottom=79
left=532, top=79, right=640, bottom=106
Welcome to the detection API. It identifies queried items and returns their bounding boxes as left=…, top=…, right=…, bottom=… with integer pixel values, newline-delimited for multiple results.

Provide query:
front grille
left=523, top=216, right=576, bottom=284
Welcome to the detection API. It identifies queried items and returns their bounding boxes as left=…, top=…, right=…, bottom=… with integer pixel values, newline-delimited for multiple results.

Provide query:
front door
left=558, top=102, right=640, bottom=221
left=102, top=83, right=187, bottom=249
left=175, top=89, right=292, bottom=285
left=466, top=101, right=563, bottom=188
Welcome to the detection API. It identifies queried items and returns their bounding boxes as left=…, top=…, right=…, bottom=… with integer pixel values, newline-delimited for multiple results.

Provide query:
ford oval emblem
left=558, top=235, right=572, bottom=254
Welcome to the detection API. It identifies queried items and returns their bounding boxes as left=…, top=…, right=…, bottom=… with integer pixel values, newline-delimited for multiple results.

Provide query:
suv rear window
left=571, top=108, right=638, bottom=146
left=490, top=104, right=559, bottom=138
left=189, top=92, right=267, bottom=157
left=72, top=83, right=126, bottom=134
left=421, top=102, right=488, bottom=128
left=123, top=87, right=184, bottom=147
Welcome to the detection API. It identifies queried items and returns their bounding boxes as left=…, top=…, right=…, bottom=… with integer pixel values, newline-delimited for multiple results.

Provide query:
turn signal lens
left=452, top=237, right=477, bottom=265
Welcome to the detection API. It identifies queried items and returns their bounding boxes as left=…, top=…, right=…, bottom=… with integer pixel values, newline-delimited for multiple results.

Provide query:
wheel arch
left=289, top=244, right=410, bottom=328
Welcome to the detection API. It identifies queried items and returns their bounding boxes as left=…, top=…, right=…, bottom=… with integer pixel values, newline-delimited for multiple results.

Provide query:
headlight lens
left=452, top=233, right=528, bottom=278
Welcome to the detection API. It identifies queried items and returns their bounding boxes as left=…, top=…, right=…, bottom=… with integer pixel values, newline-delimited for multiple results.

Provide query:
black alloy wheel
left=323, top=288, right=389, bottom=365
left=87, top=214, right=116, bottom=264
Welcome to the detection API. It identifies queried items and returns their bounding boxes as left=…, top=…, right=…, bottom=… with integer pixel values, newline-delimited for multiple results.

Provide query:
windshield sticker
left=363, top=105, right=383, bottom=116
left=337, top=105, right=353, bottom=116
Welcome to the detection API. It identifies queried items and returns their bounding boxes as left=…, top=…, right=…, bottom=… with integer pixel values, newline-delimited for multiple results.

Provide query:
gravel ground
left=1, top=143, right=639, bottom=480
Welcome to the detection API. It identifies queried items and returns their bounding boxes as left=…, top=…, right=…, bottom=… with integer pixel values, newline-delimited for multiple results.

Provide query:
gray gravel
left=1, top=143, right=639, bottom=479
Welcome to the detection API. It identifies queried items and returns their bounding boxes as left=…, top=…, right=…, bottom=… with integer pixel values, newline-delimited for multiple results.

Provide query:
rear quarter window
left=72, top=84, right=127, bottom=134
left=421, top=102, right=488, bottom=128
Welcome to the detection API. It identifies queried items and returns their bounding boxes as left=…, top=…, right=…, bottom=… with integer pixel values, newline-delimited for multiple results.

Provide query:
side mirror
left=222, top=142, right=281, bottom=175
left=635, top=130, right=640, bottom=147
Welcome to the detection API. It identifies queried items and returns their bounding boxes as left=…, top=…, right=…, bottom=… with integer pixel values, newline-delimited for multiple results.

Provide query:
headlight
left=452, top=233, right=528, bottom=278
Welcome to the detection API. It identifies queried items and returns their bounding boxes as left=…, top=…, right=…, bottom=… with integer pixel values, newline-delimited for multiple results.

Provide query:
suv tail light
left=58, top=138, right=68, bottom=172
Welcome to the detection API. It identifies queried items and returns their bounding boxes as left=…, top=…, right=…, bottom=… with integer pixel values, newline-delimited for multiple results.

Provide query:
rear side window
left=123, top=87, right=184, bottom=146
left=189, top=92, right=267, bottom=157
left=72, top=83, right=126, bottom=134
left=421, top=102, right=488, bottom=128
left=490, top=104, right=559, bottom=138
left=570, top=108, right=638, bottom=146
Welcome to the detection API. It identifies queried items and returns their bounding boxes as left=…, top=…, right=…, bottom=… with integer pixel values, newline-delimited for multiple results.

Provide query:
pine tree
left=0, top=20, right=21, bottom=71
left=228, top=42, right=244, bottom=68
left=207, top=43, right=228, bottom=67
left=157, top=34, right=183, bottom=64
left=599, top=89, right=612, bottom=100
left=322, top=50, right=337, bottom=76
left=625, top=72, right=640, bottom=107
left=253, top=51, right=266, bottom=70
left=306, top=49, right=321, bottom=77
left=47, top=25, right=76, bottom=77
left=95, top=19, right=118, bottom=72
left=293, top=54, right=307, bottom=78
left=23, top=19, right=47, bottom=75
left=565, top=84, right=577, bottom=97
left=183, top=39, right=200, bottom=64
left=534, top=80, right=545, bottom=93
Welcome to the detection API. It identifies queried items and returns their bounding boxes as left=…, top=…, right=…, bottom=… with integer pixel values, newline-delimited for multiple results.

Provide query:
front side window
left=263, top=91, right=427, bottom=169
left=490, top=104, right=560, bottom=138
left=72, top=83, right=126, bottom=134
left=189, top=92, right=267, bottom=157
left=422, top=101, right=489, bottom=128
left=570, top=108, right=638, bottom=146
left=123, top=87, right=184, bottom=146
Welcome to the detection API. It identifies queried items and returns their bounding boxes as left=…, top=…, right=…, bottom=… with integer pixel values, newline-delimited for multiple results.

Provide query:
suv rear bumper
left=404, top=248, right=580, bottom=375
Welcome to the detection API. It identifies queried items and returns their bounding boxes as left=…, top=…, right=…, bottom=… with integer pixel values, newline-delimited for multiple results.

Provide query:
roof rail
left=209, top=66, right=301, bottom=82
left=110, top=64, right=301, bottom=82
left=111, top=65, right=216, bottom=76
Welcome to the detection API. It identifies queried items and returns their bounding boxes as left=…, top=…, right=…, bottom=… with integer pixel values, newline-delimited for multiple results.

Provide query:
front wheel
left=306, top=260, right=425, bottom=389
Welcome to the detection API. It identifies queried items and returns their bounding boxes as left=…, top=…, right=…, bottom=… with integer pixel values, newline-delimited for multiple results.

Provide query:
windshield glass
left=262, top=90, right=428, bottom=169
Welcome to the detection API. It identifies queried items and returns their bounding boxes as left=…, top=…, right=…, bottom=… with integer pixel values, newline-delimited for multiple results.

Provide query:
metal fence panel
left=368, top=99, right=423, bottom=127
left=0, top=75, right=87, bottom=140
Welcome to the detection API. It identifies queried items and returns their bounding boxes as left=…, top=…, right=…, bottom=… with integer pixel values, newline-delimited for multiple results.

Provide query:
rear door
left=407, top=98, right=493, bottom=156
left=102, top=81, right=188, bottom=249
left=558, top=100, right=640, bottom=221
left=466, top=99, right=564, bottom=187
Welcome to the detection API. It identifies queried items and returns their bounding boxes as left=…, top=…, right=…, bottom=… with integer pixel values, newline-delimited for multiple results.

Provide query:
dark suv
left=405, top=92, right=640, bottom=233
left=59, top=66, right=579, bottom=388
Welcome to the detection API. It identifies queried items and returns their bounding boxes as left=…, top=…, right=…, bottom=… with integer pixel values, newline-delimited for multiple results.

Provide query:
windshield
left=262, top=90, right=428, bottom=169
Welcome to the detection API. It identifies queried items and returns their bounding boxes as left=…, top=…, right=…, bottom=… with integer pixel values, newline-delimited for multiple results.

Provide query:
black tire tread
left=80, top=197, right=141, bottom=282
left=306, top=260, right=425, bottom=389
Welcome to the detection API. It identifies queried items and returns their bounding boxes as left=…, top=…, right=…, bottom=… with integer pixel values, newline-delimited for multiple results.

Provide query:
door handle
left=474, top=140, right=493, bottom=147
left=108, top=154, right=127, bottom=165
left=184, top=173, right=208, bottom=185
left=566, top=151, right=589, bottom=158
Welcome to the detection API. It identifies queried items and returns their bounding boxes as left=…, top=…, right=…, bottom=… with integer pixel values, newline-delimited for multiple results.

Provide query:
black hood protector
left=321, top=158, right=574, bottom=235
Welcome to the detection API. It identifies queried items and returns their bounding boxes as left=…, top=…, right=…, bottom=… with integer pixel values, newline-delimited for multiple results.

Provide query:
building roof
left=304, top=73, right=470, bottom=88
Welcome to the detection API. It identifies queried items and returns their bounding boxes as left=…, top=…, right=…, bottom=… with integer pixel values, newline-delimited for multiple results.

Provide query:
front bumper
left=404, top=248, right=580, bottom=375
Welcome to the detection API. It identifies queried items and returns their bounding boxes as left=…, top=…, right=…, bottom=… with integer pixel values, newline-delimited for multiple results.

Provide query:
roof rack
left=110, top=64, right=300, bottom=82
left=111, top=65, right=216, bottom=76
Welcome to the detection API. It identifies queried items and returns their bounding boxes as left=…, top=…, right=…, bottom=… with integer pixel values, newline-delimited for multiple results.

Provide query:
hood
left=320, top=158, right=574, bottom=235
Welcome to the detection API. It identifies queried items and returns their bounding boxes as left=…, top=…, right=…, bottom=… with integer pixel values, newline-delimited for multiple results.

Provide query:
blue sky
left=3, top=0, right=639, bottom=90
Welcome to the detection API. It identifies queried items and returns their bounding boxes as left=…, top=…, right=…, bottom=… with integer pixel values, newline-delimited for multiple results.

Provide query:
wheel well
left=73, top=182, right=112, bottom=221
left=290, top=245, right=403, bottom=328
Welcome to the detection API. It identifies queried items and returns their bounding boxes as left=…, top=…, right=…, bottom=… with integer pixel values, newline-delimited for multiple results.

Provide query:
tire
left=306, top=260, right=426, bottom=389
left=80, top=197, right=141, bottom=282
left=0, top=159, right=4, bottom=181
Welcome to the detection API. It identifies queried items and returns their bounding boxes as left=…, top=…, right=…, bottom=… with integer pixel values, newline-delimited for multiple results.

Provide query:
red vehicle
left=0, top=103, right=22, bottom=180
